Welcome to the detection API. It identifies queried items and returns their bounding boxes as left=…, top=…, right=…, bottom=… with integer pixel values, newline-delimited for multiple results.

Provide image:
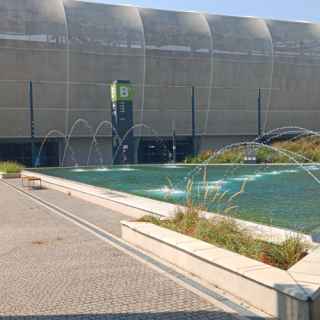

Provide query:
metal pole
left=191, top=86, right=196, bottom=157
left=29, top=81, right=35, bottom=167
left=258, top=88, right=262, bottom=138
left=172, top=121, right=176, bottom=163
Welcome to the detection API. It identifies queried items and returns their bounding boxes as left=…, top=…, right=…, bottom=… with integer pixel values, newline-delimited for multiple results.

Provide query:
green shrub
left=138, top=209, right=309, bottom=270
left=0, top=161, right=25, bottom=173
left=273, top=136, right=320, bottom=163
left=185, top=136, right=320, bottom=164
left=213, top=148, right=245, bottom=164
left=262, top=235, right=308, bottom=269
left=138, top=215, right=162, bottom=226
left=174, top=206, right=200, bottom=235
left=185, top=150, right=214, bottom=164
left=185, top=148, right=244, bottom=164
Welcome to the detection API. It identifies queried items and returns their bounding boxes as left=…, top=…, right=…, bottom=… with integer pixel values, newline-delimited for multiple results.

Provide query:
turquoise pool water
left=32, top=164, right=320, bottom=233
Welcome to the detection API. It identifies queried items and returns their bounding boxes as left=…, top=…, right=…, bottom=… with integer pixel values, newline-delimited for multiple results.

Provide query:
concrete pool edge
left=121, top=221, right=320, bottom=320
left=21, top=169, right=315, bottom=245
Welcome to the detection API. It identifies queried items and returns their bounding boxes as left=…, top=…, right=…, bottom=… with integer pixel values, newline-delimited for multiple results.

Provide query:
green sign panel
left=111, top=81, right=134, bottom=102
left=111, top=80, right=135, bottom=164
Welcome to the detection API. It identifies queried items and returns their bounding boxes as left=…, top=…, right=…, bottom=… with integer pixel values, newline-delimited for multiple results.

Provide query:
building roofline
left=72, top=0, right=319, bottom=25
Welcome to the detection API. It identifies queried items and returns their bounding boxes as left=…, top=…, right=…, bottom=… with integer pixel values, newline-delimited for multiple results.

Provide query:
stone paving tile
left=7, top=179, right=130, bottom=237
left=0, top=182, right=240, bottom=320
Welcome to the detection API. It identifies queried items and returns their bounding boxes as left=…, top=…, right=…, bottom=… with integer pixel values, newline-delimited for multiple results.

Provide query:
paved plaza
left=0, top=180, right=264, bottom=320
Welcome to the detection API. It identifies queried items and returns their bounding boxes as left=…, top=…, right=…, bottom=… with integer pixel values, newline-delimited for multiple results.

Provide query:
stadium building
left=0, top=0, right=320, bottom=166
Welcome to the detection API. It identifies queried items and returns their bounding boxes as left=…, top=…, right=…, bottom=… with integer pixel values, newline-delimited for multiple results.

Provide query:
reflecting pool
left=32, top=164, right=320, bottom=233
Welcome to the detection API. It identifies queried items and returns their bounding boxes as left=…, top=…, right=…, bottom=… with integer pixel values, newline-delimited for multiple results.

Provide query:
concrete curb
left=121, top=221, right=320, bottom=320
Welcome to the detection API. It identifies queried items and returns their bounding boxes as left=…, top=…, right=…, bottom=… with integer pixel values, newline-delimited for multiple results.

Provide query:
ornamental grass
left=0, top=161, right=25, bottom=173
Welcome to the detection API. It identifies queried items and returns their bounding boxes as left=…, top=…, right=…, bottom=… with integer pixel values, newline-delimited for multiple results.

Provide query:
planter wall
left=122, top=221, right=320, bottom=320
left=0, top=172, right=21, bottom=179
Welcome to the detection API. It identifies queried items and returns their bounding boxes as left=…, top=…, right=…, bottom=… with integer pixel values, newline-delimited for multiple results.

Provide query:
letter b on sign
left=120, top=86, right=129, bottom=98
left=110, top=81, right=133, bottom=102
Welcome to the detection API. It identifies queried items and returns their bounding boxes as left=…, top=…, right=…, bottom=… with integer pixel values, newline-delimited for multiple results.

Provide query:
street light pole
left=172, top=120, right=176, bottom=163
left=29, top=81, right=35, bottom=167
left=257, top=88, right=262, bottom=138
left=191, top=86, right=196, bottom=157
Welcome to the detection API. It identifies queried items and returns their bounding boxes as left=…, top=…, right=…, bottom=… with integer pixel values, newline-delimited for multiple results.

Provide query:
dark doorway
left=0, top=140, right=60, bottom=167
left=137, top=137, right=193, bottom=164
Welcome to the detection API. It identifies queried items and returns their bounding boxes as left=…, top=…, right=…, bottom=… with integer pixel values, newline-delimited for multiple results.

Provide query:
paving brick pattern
left=0, top=182, right=239, bottom=319
left=7, top=179, right=130, bottom=237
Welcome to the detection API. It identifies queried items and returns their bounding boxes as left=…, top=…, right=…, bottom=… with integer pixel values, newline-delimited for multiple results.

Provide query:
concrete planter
left=122, top=221, right=320, bottom=320
left=0, top=172, right=21, bottom=179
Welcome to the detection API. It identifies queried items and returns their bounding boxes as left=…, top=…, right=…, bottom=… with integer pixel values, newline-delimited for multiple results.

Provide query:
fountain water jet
left=112, top=123, right=171, bottom=164
left=263, top=130, right=320, bottom=146
left=86, top=120, right=121, bottom=166
left=36, top=130, right=78, bottom=167
left=179, top=141, right=320, bottom=190
left=61, top=119, right=103, bottom=167
left=256, top=126, right=320, bottom=144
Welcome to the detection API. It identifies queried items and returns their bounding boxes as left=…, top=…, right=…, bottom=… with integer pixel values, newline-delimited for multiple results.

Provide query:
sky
left=76, top=0, right=320, bottom=23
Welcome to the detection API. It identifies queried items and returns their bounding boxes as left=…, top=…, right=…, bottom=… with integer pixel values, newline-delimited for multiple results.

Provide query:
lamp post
left=29, top=81, right=36, bottom=167
left=257, top=88, right=262, bottom=138
left=172, top=120, right=176, bottom=163
left=191, top=86, right=196, bottom=157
